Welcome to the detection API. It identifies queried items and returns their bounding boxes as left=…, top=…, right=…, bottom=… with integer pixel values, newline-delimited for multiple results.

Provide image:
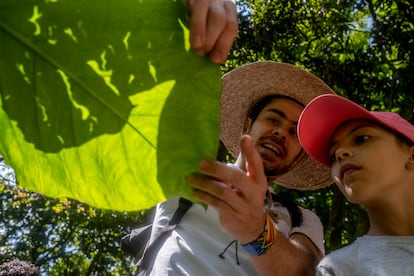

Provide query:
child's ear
left=243, top=117, right=252, bottom=134
left=406, top=146, right=414, bottom=169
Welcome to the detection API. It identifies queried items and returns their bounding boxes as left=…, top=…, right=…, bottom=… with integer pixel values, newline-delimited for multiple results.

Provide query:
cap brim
left=298, top=94, right=380, bottom=167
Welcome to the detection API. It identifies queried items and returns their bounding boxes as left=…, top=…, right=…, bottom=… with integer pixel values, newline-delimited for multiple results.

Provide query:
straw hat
left=220, top=61, right=335, bottom=190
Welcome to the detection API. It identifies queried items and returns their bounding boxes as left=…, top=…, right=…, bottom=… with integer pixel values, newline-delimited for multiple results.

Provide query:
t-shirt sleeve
left=290, top=207, right=325, bottom=255
left=316, top=264, right=335, bottom=276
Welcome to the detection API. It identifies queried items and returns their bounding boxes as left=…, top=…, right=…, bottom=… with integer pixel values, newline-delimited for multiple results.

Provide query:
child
left=297, top=94, right=414, bottom=275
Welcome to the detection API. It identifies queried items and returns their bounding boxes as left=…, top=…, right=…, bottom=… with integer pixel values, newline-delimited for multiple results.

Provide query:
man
left=186, top=0, right=238, bottom=64
left=149, top=61, right=335, bottom=275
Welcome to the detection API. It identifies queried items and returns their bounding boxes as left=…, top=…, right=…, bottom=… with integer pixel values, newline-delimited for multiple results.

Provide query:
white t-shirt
left=148, top=195, right=324, bottom=275
left=316, top=235, right=414, bottom=276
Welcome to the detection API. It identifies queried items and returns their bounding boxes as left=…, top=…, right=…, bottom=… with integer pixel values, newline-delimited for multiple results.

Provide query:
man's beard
left=263, top=162, right=284, bottom=178
left=256, top=135, right=288, bottom=177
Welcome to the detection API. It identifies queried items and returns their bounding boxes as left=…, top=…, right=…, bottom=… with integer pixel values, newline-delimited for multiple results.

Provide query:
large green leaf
left=0, top=0, right=221, bottom=210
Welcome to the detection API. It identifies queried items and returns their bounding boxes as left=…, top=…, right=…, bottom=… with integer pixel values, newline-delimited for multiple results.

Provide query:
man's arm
left=188, top=135, right=323, bottom=275
left=186, top=0, right=238, bottom=63
left=250, top=233, right=323, bottom=276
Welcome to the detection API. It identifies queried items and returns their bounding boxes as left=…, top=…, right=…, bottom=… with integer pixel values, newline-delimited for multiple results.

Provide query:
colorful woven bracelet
left=241, top=213, right=277, bottom=256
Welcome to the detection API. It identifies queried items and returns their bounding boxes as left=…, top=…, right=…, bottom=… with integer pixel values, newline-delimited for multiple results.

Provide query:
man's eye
left=268, top=118, right=279, bottom=124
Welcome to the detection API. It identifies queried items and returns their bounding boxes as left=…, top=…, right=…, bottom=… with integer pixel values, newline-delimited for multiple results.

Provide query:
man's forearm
left=250, top=233, right=322, bottom=276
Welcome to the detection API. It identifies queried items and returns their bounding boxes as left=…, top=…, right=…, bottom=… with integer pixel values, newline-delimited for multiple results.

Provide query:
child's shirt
left=317, top=235, right=414, bottom=276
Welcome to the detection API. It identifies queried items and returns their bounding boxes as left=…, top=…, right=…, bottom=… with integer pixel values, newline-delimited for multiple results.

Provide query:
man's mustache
left=257, top=136, right=286, bottom=155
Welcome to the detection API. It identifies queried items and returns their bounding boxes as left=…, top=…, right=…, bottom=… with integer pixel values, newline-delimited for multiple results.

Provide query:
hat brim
left=220, top=61, right=335, bottom=190
left=298, top=94, right=382, bottom=167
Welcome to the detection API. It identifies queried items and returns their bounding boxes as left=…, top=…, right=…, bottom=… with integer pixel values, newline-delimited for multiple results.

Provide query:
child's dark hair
left=371, top=120, right=414, bottom=147
left=395, top=131, right=414, bottom=147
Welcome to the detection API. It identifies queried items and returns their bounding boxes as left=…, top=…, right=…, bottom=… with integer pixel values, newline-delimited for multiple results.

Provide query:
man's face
left=246, top=98, right=303, bottom=177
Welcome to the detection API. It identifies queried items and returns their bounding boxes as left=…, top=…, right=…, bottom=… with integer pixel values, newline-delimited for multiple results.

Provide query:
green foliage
left=231, top=0, right=414, bottom=118
left=0, top=178, right=144, bottom=274
left=0, top=0, right=221, bottom=211
left=275, top=185, right=369, bottom=253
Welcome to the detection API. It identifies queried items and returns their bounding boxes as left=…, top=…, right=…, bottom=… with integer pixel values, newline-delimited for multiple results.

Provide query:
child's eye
left=354, top=135, right=370, bottom=144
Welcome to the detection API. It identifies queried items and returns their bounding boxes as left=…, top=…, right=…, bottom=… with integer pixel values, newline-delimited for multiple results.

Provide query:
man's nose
left=271, top=127, right=287, bottom=140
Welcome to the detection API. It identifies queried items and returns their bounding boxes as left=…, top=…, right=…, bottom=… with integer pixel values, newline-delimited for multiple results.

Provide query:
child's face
left=328, top=119, right=412, bottom=204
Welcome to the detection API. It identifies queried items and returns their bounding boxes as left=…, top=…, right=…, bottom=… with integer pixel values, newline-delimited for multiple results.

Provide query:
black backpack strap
left=269, top=191, right=303, bottom=228
left=136, top=197, right=193, bottom=275
left=168, top=197, right=193, bottom=225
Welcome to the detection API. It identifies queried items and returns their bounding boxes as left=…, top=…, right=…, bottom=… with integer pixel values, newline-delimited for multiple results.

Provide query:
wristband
left=241, top=213, right=277, bottom=256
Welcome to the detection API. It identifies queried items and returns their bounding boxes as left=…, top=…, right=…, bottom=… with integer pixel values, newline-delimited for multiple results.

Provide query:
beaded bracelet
left=241, top=213, right=277, bottom=256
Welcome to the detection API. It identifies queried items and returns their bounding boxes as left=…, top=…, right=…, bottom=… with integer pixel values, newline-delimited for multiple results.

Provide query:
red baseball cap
left=298, top=94, right=414, bottom=167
